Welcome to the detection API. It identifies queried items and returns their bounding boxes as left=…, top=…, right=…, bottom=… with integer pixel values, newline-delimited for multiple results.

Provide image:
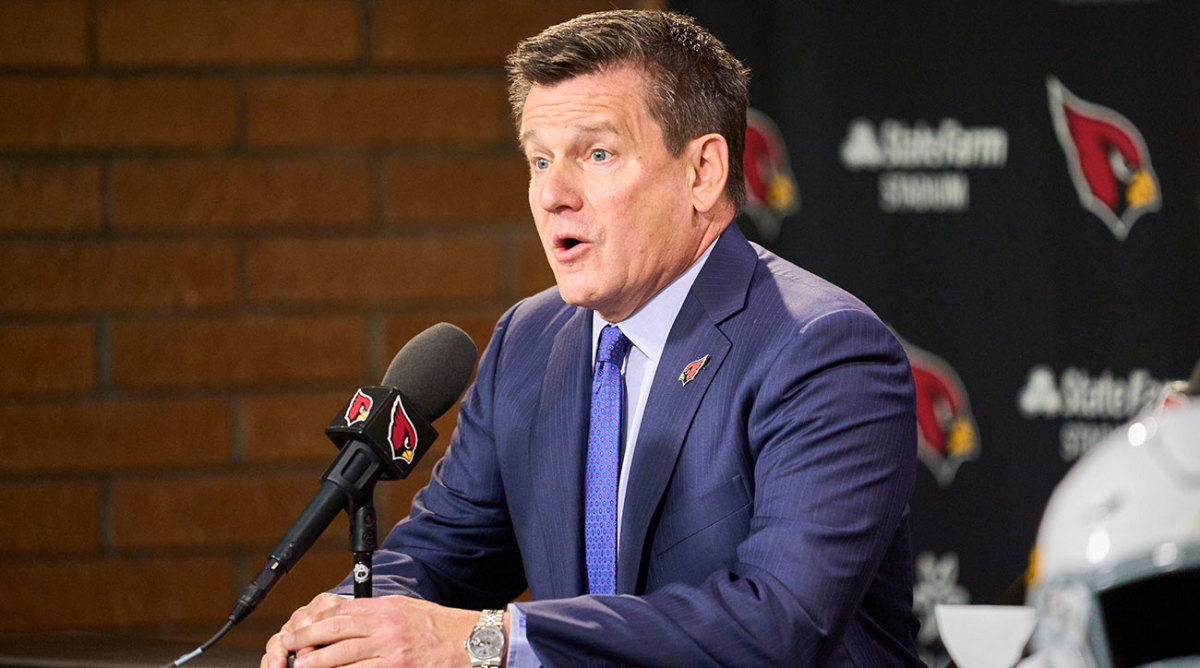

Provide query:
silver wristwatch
left=465, top=609, right=506, bottom=667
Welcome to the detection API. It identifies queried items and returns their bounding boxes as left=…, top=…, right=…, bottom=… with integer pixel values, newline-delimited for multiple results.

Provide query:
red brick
left=112, top=473, right=348, bottom=548
left=238, top=314, right=499, bottom=461
left=382, top=310, right=500, bottom=368
left=0, top=240, right=237, bottom=314
left=0, top=1, right=88, bottom=67
left=0, top=482, right=100, bottom=554
left=0, top=323, right=94, bottom=395
left=99, top=0, right=360, bottom=66
left=0, top=398, right=229, bottom=473
left=0, top=556, right=232, bottom=631
left=242, top=391, right=349, bottom=462
left=517, top=236, right=556, bottom=297
left=245, top=235, right=501, bottom=305
left=0, top=76, right=236, bottom=150
left=0, top=163, right=102, bottom=232
left=385, top=155, right=529, bottom=224
left=112, top=157, right=372, bottom=230
left=246, top=76, right=506, bottom=147
left=111, top=315, right=366, bottom=389
left=376, top=0, right=618, bottom=65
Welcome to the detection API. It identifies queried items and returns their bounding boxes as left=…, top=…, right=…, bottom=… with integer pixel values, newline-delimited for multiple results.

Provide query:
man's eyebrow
left=519, top=122, right=622, bottom=149
left=574, top=122, right=621, bottom=136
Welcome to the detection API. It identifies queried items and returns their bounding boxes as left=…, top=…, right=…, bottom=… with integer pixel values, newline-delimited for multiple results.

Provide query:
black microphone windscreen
left=382, top=322, right=478, bottom=421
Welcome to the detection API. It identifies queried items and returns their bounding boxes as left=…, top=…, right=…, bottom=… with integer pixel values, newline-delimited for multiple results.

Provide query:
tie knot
left=597, top=325, right=631, bottom=365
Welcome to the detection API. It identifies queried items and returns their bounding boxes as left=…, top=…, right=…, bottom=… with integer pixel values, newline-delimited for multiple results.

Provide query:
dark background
left=677, top=1, right=1199, bottom=663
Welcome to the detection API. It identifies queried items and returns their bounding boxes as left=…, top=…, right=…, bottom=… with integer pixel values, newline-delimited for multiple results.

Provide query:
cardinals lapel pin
left=678, top=354, right=710, bottom=386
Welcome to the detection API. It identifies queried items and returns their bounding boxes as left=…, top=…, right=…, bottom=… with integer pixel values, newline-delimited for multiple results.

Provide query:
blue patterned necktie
left=585, top=325, right=631, bottom=595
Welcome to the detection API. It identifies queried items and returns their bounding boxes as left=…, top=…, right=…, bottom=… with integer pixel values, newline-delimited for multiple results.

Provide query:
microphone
left=167, top=323, right=476, bottom=667
left=230, top=322, right=477, bottom=624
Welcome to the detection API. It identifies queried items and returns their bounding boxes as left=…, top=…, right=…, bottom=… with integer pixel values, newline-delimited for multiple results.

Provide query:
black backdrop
left=674, top=1, right=1198, bottom=664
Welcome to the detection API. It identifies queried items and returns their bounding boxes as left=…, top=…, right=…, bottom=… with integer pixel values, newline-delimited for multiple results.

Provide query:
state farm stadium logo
left=1017, top=365, right=1163, bottom=461
left=840, top=117, right=1008, bottom=213
left=1047, top=77, right=1160, bottom=241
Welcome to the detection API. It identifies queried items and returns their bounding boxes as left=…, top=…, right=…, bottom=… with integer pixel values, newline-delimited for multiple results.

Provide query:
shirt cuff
left=505, top=603, right=542, bottom=668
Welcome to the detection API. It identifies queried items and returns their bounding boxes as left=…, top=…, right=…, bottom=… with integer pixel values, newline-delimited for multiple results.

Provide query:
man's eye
left=590, top=149, right=610, bottom=162
left=533, top=157, right=550, bottom=170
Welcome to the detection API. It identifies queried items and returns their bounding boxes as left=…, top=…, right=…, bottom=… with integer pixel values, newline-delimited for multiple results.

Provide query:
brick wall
left=0, top=0, right=653, bottom=648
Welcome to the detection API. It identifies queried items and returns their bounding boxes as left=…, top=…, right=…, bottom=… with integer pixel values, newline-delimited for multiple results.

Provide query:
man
left=264, top=10, right=920, bottom=667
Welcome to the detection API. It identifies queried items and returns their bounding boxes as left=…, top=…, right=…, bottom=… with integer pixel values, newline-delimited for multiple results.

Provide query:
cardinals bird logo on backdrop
left=897, top=334, right=980, bottom=487
left=1047, top=76, right=1161, bottom=241
left=743, top=108, right=800, bottom=242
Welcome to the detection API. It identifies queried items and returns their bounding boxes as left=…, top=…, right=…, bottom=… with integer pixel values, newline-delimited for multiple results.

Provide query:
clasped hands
left=261, top=592, right=500, bottom=668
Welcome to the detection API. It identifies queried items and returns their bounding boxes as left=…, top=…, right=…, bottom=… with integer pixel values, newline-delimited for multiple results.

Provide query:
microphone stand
left=349, top=496, right=377, bottom=598
left=285, top=492, right=377, bottom=668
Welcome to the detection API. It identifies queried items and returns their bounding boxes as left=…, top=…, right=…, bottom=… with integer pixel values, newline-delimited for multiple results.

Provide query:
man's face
left=519, top=66, right=709, bottom=322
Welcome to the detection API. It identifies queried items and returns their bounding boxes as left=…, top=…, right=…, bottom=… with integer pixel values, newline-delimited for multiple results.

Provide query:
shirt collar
left=591, top=236, right=719, bottom=365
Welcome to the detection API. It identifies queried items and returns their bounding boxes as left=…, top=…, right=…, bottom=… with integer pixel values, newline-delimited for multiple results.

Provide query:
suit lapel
left=616, top=225, right=757, bottom=593
left=529, top=307, right=592, bottom=598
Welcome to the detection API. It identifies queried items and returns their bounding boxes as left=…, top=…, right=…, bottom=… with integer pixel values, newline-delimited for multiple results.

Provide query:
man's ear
left=688, top=133, right=730, bottom=213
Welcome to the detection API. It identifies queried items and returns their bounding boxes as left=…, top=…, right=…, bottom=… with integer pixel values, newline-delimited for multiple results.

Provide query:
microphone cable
left=164, top=619, right=234, bottom=667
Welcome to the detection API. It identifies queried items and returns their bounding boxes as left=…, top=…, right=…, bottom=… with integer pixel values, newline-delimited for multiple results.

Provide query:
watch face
left=467, top=625, right=505, bottom=660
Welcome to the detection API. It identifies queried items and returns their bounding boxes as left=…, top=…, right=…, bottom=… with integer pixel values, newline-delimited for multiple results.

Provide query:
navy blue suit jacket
left=353, top=224, right=921, bottom=666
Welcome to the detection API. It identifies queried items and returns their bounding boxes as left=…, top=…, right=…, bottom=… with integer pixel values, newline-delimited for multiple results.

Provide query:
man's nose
left=538, top=162, right=584, bottom=212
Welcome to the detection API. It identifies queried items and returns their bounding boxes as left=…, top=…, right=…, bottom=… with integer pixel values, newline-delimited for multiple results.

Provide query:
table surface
left=0, top=631, right=261, bottom=668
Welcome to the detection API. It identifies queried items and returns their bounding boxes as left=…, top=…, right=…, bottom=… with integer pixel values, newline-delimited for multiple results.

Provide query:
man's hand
left=261, top=593, right=495, bottom=668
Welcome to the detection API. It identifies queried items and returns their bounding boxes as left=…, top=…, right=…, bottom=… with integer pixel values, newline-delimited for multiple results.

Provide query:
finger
left=260, top=650, right=286, bottom=668
left=286, top=592, right=346, bottom=634
left=308, top=593, right=407, bottom=622
left=291, top=637, right=375, bottom=668
left=284, top=613, right=368, bottom=651
left=283, top=608, right=311, bottom=634
left=262, top=632, right=289, bottom=668
left=303, top=594, right=364, bottom=626
left=278, top=643, right=318, bottom=668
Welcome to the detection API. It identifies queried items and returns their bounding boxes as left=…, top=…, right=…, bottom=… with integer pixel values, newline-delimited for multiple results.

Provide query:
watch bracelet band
left=478, top=609, right=504, bottom=628
left=466, top=609, right=506, bottom=667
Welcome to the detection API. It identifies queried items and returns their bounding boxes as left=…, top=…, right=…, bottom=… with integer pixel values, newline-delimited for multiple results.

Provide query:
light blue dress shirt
left=505, top=239, right=717, bottom=667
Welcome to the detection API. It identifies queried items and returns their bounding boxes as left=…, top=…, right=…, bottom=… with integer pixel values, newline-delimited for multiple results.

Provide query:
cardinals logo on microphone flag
left=345, top=390, right=373, bottom=426
left=388, top=396, right=419, bottom=464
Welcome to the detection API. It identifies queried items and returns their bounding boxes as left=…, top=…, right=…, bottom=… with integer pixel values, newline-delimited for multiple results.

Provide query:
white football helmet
left=1027, top=382, right=1200, bottom=668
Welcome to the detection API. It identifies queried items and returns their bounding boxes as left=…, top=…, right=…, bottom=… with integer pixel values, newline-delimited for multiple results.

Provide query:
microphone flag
left=325, top=387, right=438, bottom=480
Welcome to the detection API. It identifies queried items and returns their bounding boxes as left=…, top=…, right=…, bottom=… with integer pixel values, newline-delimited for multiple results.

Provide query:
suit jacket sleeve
left=517, top=308, right=917, bottom=666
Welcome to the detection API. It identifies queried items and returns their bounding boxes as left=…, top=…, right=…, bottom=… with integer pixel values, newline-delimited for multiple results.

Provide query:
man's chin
left=556, top=287, right=593, bottom=308
left=556, top=284, right=604, bottom=310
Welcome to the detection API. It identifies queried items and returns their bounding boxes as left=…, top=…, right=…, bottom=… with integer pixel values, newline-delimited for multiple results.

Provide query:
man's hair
left=506, top=10, right=751, bottom=210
